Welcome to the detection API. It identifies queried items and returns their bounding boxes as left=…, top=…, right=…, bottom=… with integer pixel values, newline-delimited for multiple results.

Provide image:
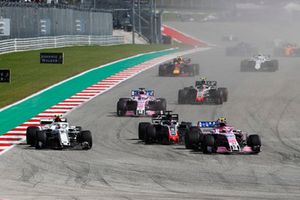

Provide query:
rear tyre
left=138, top=122, right=150, bottom=141
left=178, top=89, right=187, bottom=104
left=218, top=87, right=228, bottom=102
left=216, top=89, right=224, bottom=105
left=186, top=88, right=197, bottom=104
left=157, top=98, right=167, bottom=111
left=26, top=126, right=39, bottom=146
left=80, top=130, right=93, bottom=150
left=185, top=127, right=200, bottom=150
left=35, top=131, right=47, bottom=149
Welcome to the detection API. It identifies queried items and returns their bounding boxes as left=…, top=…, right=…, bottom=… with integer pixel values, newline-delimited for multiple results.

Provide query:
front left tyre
left=144, top=125, right=156, bottom=144
left=138, top=122, right=150, bottom=141
left=35, top=131, right=47, bottom=149
left=117, top=98, right=128, bottom=116
left=26, top=126, right=39, bottom=146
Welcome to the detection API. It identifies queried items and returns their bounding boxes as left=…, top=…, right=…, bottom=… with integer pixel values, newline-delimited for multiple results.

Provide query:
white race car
left=26, top=117, right=92, bottom=150
left=240, top=54, right=278, bottom=72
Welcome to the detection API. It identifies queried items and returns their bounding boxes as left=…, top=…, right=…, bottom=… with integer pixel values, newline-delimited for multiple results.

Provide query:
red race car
left=178, top=79, right=228, bottom=105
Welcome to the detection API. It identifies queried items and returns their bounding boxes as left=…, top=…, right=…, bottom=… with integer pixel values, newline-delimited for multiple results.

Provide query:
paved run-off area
left=0, top=21, right=299, bottom=199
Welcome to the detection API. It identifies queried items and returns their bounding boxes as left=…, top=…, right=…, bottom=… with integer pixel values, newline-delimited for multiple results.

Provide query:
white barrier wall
left=0, top=35, right=125, bottom=55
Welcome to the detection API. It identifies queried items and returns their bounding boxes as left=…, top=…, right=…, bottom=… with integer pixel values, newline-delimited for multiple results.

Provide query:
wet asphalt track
left=0, top=21, right=300, bottom=199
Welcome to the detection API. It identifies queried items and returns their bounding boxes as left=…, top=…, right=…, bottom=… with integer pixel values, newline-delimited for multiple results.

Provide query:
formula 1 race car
left=138, top=111, right=181, bottom=144
left=226, top=42, right=258, bottom=56
left=273, top=43, right=300, bottom=57
left=184, top=118, right=261, bottom=154
left=26, top=117, right=92, bottom=150
left=158, top=57, right=200, bottom=77
left=117, top=88, right=166, bottom=117
left=178, top=79, right=228, bottom=105
left=240, top=54, right=279, bottom=72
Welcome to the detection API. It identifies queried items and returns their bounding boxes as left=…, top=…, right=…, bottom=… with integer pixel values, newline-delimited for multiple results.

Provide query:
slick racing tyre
left=202, top=134, right=215, bottom=154
left=218, top=87, right=228, bottom=102
left=35, top=131, right=47, bottom=149
left=117, top=98, right=128, bottom=116
left=247, top=134, right=261, bottom=154
left=144, top=125, right=156, bottom=144
left=157, top=98, right=167, bottom=111
left=185, top=88, right=197, bottom=104
left=138, top=122, right=150, bottom=141
left=80, top=130, right=93, bottom=150
left=270, top=59, right=279, bottom=72
left=26, top=126, right=39, bottom=146
left=185, top=127, right=200, bottom=150
left=178, top=89, right=187, bottom=104
left=215, top=89, right=225, bottom=105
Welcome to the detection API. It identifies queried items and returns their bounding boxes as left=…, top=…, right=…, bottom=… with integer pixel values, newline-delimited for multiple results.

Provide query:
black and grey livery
left=138, top=111, right=183, bottom=144
left=178, top=80, right=228, bottom=105
left=241, top=55, right=278, bottom=72
left=158, top=57, right=200, bottom=77
left=26, top=117, right=92, bottom=150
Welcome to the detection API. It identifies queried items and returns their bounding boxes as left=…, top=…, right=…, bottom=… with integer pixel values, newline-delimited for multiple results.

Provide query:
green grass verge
left=0, top=44, right=173, bottom=108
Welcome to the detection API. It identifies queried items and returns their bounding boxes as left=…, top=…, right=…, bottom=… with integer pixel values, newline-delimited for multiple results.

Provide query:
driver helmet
left=177, top=56, right=184, bottom=63
left=200, top=77, right=206, bottom=85
left=217, top=117, right=227, bottom=127
left=139, top=88, right=146, bottom=95
left=54, top=115, right=62, bottom=122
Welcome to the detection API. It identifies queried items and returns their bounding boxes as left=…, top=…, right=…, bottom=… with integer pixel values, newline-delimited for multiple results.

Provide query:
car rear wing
left=197, top=121, right=217, bottom=128
left=152, top=111, right=179, bottom=124
left=40, top=118, right=54, bottom=125
left=131, top=89, right=154, bottom=97
left=195, top=80, right=217, bottom=88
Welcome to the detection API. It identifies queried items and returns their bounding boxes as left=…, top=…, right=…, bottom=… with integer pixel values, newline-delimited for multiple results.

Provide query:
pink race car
left=184, top=118, right=261, bottom=154
left=117, top=88, right=166, bottom=117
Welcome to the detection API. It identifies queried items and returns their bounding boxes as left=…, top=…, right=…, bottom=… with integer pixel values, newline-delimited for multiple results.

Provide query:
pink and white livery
left=184, top=117, right=261, bottom=154
left=116, top=88, right=167, bottom=117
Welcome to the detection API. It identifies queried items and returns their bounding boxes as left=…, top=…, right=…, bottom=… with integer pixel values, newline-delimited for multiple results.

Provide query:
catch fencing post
left=54, top=36, right=57, bottom=48
left=14, top=38, right=17, bottom=52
